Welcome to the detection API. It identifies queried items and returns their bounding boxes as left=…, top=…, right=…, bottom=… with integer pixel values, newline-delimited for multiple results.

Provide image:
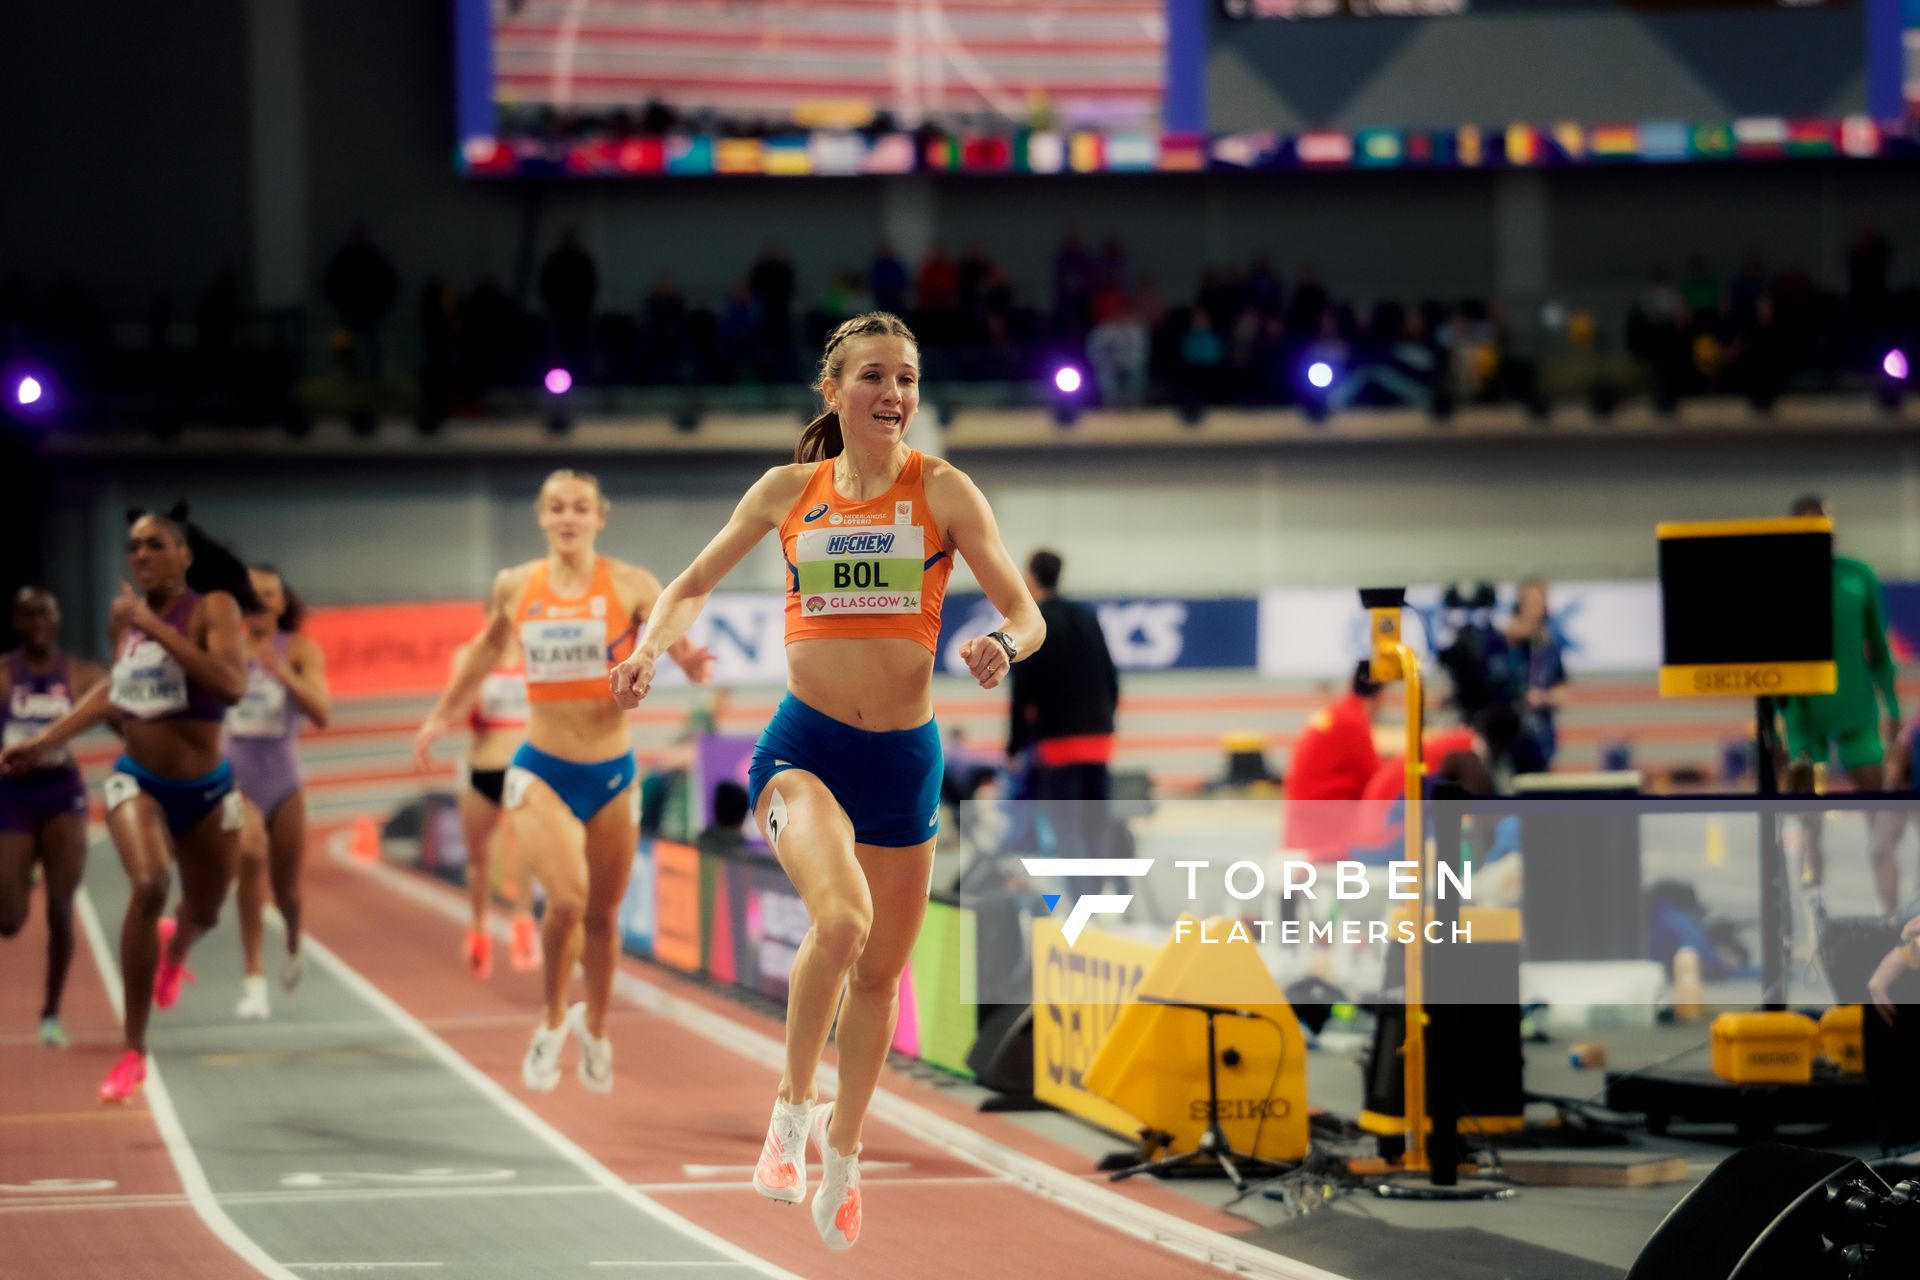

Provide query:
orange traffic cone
left=349, top=815, right=381, bottom=864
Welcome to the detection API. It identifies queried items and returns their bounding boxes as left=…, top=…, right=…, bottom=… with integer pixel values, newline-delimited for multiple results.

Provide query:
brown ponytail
left=795, top=410, right=844, bottom=464
left=798, top=311, right=917, bottom=464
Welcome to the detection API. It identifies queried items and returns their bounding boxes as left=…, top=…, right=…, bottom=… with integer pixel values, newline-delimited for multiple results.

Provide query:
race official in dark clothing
left=1008, top=551, right=1119, bottom=872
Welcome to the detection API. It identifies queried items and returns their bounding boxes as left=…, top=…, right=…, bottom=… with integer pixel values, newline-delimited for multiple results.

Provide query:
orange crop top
left=780, top=451, right=953, bottom=653
left=516, top=558, right=636, bottom=703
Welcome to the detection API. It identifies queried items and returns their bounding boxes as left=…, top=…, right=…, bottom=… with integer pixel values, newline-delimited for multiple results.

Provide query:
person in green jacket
left=1781, top=496, right=1903, bottom=910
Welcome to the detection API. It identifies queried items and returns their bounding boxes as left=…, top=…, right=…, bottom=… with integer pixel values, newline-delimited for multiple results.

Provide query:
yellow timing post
left=1359, top=587, right=1429, bottom=1174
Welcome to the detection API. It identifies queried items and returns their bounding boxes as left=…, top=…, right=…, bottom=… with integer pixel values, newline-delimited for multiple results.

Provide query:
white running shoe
left=809, top=1103, right=862, bottom=1251
left=752, top=1095, right=813, bottom=1204
left=235, top=975, right=270, bottom=1021
left=521, top=1016, right=567, bottom=1093
left=566, top=1002, right=613, bottom=1094
left=281, top=949, right=304, bottom=994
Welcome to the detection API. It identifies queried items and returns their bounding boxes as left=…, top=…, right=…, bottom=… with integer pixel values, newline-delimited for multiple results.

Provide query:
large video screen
left=1212, top=0, right=1865, bottom=132
left=489, top=0, right=1164, bottom=133
left=454, top=0, right=1910, bottom=177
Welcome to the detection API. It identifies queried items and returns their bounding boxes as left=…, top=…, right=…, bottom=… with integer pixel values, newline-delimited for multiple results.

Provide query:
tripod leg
left=1216, top=1148, right=1247, bottom=1192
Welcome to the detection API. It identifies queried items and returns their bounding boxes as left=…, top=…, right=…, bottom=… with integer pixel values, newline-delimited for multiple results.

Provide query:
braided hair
left=794, top=311, right=918, bottom=464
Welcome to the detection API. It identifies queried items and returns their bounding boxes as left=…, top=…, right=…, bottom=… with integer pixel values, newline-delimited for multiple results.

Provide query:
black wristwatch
left=987, top=630, right=1018, bottom=663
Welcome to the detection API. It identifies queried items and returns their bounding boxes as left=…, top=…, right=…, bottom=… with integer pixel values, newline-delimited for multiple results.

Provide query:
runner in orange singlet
left=610, top=313, right=1044, bottom=1251
left=415, top=471, right=712, bottom=1095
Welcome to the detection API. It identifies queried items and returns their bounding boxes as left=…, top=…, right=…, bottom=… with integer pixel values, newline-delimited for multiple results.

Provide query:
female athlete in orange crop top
left=415, top=470, right=713, bottom=1097
left=609, top=313, right=1044, bottom=1251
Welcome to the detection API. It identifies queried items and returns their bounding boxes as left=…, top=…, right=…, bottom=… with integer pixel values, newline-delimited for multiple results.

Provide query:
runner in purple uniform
left=1, top=507, right=254, bottom=1102
left=230, top=565, right=330, bottom=1021
left=0, top=587, right=107, bottom=1048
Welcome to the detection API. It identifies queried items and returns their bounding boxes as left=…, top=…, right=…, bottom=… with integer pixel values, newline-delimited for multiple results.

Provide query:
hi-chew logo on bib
left=521, top=619, right=606, bottom=682
left=795, top=525, right=924, bottom=615
left=824, top=532, right=897, bottom=555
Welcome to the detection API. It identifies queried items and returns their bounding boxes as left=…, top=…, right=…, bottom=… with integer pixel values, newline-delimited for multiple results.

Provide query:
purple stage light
left=544, top=367, right=573, bottom=395
left=1883, top=349, right=1909, bottom=381
left=1053, top=366, right=1083, bottom=395
left=1306, top=361, right=1334, bottom=390
left=16, top=376, right=43, bottom=406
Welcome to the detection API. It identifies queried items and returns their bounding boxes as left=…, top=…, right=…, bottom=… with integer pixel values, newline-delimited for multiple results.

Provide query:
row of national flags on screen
left=462, top=116, right=1904, bottom=178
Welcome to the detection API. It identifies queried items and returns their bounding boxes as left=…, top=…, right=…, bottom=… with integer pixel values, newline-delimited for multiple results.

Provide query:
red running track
left=0, top=902, right=257, bottom=1279
left=303, top=854, right=1252, bottom=1278
left=1, top=842, right=1293, bottom=1278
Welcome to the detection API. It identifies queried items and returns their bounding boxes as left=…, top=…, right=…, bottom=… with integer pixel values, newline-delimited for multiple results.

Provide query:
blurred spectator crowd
left=414, top=231, right=1546, bottom=417
left=1627, top=226, right=1904, bottom=410
left=2, top=221, right=1911, bottom=429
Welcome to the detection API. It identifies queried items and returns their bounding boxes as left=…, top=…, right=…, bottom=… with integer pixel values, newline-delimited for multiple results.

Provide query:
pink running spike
left=99, top=1050, right=146, bottom=1103
left=509, top=917, right=542, bottom=973
left=153, top=919, right=194, bottom=1010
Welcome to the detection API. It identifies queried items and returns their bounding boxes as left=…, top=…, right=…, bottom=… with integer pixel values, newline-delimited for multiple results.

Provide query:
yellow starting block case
left=1710, top=1012, right=1819, bottom=1085
left=1818, top=1004, right=1865, bottom=1075
left=1609, top=1008, right=1875, bottom=1139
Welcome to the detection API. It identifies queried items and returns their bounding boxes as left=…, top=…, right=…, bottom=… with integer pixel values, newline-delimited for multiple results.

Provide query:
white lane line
left=347, top=853, right=1351, bottom=1280
left=0, top=1177, right=119, bottom=1192
left=153, top=1010, right=611, bottom=1039
left=0, top=1176, right=1008, bottom=1215
left=681, top=1160, right=911, bottom=1177
left=285, top=1266, right=443, bottom=1272
left=295, top=930, right=803, bottom=1280
left=589, top=1266, right=759, bottom=1271
left=0, top=1195, right=195, bottom=1214
left=74, top=888, right=305, bottom=1280
left=636, top=1176, right=1003, bottom=1193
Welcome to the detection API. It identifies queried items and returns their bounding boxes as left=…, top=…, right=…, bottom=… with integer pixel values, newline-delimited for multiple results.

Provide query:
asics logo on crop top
left=824, top=532, right=896, bottom=555
left=803, top=503, right=830, bottom=523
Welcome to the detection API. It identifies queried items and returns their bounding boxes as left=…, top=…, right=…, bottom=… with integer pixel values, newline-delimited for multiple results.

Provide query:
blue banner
left=936, top=594, right=1260, bottom=676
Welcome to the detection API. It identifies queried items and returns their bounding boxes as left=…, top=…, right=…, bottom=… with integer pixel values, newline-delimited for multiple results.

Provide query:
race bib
left=228, top=667, right=288, bottom=739
left=520, top=618, right=606, bottom=684
left=477, top=670, right=530, bottom=723
left=111, top=642, right=189, bottom=719
left=5, top=683, right=74, bottom=764
left=3, top=719, right=72, bottom=766
left=794, top=525, right=925, bottom=617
